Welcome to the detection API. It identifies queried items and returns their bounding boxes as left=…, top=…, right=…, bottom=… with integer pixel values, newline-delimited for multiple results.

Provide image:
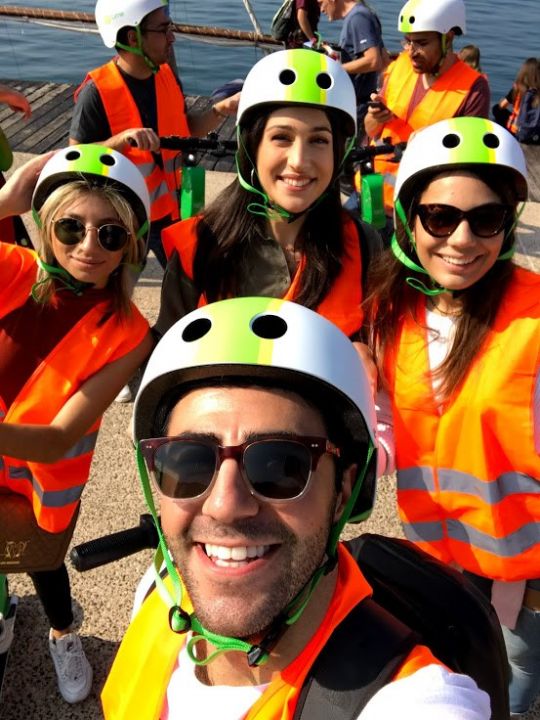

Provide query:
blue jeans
left=503, top=605, right=540, bottom=714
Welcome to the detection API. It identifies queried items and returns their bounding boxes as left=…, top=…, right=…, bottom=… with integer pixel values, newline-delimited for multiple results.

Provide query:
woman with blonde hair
left=0, top=145, right=152, bottom=704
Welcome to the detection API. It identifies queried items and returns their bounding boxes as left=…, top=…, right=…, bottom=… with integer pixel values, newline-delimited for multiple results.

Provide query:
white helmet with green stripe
left=237, top=49, right=357, bottom=136
left=95, top=0, right=169, bottom=48
left=134, top=296, right=377, bottom=522
left=398, top=0, right=466, bottom=35
left=32, top=144, right=150, bottom=241
left=134, top=296, right=376, bottom=666
left=394, top=117, right=528, bottom=212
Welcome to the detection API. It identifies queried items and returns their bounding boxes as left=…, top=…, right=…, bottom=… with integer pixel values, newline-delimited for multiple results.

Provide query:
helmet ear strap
left=392, top=199, right=446, bottom=297
left=235, top=127, right=308, bottom=224
left=115, top=25, right=159, bottom=74
left=236, top=128, right=356, bottom=223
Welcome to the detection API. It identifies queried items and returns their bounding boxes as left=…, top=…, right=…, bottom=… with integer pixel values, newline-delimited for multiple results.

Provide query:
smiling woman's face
left=51, top=191, right=126, bottom=289
left=255, top=106, right=334, bottom=215
left=412, top=171, right=507, bottom=293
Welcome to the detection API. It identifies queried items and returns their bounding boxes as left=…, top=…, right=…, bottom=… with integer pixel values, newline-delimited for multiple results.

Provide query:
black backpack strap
left=293, top=598, right=417, bottom=720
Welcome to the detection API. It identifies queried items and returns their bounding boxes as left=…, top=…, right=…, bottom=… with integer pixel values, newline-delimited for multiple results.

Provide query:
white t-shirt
left=133, top=563, right=489, bottom=720
left=161, top=647, right=490, bottom=719
left=376, top=310, right=457, bottom=476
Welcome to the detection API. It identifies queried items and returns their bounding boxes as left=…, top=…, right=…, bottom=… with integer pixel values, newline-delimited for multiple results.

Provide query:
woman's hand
left=0, top=152, right=53, bottom=220
left=0, top=85, right=31, bottom=120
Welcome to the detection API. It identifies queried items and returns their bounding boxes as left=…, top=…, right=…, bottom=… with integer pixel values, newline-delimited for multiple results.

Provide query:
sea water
left=0, top=0, right=537, bottom=104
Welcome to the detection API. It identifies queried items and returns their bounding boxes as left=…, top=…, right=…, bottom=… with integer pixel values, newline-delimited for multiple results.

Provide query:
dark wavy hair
left=363, top=166, right=520, bottom=399
left=192, top=105, right=349, bottom=310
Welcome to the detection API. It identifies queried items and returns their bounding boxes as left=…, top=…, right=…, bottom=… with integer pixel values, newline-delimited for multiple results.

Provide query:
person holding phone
left=318, top=0, right=386, bottom=140
left=364, top=0, right=490, bottom=221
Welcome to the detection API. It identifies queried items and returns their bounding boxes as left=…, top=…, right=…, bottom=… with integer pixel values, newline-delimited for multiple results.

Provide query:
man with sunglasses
left=102, top=297, right=489, bottom=718
left=70, top=0, right=239, bottom=271
left=364, top=0, right=490, bottom=218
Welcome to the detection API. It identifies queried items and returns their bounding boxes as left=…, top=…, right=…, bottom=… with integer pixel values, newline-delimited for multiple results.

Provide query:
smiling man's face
left=159, top=385, right=347, bottom=639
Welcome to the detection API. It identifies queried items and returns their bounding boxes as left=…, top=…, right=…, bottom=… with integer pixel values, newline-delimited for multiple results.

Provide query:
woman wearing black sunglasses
left=363, top=116, right=540, bottom=717
left=0, top=145, right=152, bottom=704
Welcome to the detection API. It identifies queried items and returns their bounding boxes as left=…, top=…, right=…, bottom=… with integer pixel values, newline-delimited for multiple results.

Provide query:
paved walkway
left=1, top=158, right=539, bottom=719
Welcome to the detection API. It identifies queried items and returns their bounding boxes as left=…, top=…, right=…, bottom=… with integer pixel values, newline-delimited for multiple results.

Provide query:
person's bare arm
left=0, top=152, right=54, bottom=219
left=0, top=84, right=31, bottom=119
left=342, top=46, right=383, bottom=76
left=0, top=332, right=152, bottom=463
left=297, top=8, right=316, bottom=43
left=187, top=91, right=241, bottom=137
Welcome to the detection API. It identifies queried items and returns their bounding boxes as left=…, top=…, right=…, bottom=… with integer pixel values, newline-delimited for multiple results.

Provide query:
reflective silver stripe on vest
left=163, top=158, right=177, bottom=173
left=137, top=161, right=154, bottom=178
left=136, top=161, right=174, bottom=207
left=62, top=431, right=98, bottom=460
left=398, top=466, right=435, bottom=491
left=403, top=519, right=540, bottom=558
left=399, top=467, right=539, bottom=503
left=446, top=519, right=540, bottom=558
left=8, top=465, right=84, bottom=508
left=149, top=180, right=172, bottom=206
left=402, top=521, right=444, bottom=544
left=0, top=455, right=4, bottom=471
left=534, top=369, right=540, bottom=453
left=439, top=468, right=539, bottom=504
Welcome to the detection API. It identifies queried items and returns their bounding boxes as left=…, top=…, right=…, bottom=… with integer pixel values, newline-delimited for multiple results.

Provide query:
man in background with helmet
left=69, top=0, right=239, bottom=270
left=101, top=297, right=490, bottom=719
left=365, top=0, right=490, bottom=217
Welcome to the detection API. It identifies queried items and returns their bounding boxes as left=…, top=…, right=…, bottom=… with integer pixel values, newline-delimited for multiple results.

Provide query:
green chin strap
left=135, top=438, right=374, bottom=668
left=236, top=125, right=356, bottom=223
left=392, top=198, right=523, bottom=298
left=31, top=258, right=90, bottom=300
left=115, top=25, right=159, bottom=74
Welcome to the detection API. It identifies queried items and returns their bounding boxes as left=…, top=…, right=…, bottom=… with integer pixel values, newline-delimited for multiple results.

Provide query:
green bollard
left=360, top=173, right=386, bottom=230
left=0, top=127, right=13, bottom=173
left=180, top=163, right=205, bottom=220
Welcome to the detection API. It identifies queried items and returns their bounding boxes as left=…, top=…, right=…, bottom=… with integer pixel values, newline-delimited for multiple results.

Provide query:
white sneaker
left=48, top=630, right=93, bottom=704
left=114, top=384, right=132, bottom=403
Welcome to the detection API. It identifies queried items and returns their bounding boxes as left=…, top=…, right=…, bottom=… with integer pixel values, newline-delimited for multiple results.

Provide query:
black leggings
left=28, top=563, right=73, bottom=631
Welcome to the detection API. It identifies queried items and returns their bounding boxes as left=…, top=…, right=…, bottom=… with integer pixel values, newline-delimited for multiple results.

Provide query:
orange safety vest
left=385, top=267, right=540, bottom=581
left=373, top=53, right=481, bottom=212
left=101, top=543, right=440, bottom=719
left=0, top=243, right=149, bottom=533
left=162, top=214, right=365, bottom=336
left=82, top=60, right=190, bottom=222
left=507, top=92, right=522, bottom=135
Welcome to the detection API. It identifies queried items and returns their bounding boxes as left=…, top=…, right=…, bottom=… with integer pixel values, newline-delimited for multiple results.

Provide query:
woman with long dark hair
left=364, top=117, right=540, bottom=716
left=155, top=49, right=381, bottom=359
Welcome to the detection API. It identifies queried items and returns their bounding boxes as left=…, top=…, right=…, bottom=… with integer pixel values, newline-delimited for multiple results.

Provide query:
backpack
left=295, top=534, right=510, bottom=720
left=271, top=0, right=296, bottom=42
left=516, top=89, right=540, bottom=144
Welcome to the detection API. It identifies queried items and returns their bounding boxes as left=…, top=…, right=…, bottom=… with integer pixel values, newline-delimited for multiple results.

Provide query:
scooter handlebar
left=158, top=135, right=237, bottom=152
left=70, top=514, right=159, bottom=572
